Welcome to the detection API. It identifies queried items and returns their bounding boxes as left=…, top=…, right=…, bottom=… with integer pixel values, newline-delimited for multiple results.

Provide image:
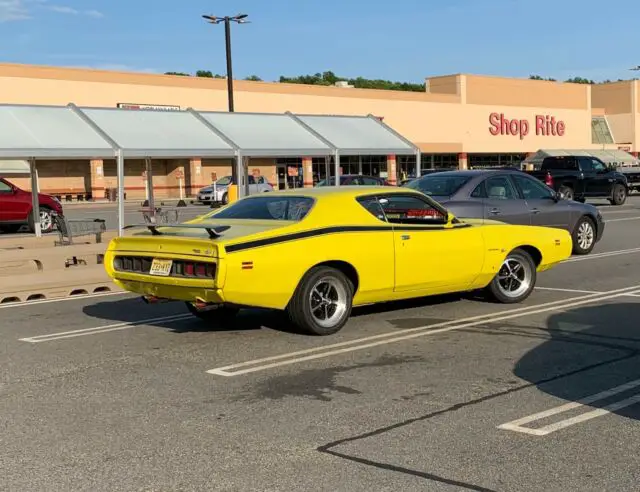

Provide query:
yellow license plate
left=149, top=258, right=173, bottom=276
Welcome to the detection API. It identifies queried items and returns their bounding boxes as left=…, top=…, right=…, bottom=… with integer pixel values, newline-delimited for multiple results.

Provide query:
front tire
left=287, top=266, right=353, bottom=336
left=486, top=248, right=537, bottom=304
left=609, top=183, right=627, bottom=206
left=185, top=302, right=239, bottom=324
left=28, top=206, right=54, bottom=233
left=571, top=216, right=596, bottom=255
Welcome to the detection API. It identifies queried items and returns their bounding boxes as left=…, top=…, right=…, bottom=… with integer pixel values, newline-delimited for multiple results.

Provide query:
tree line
left=162, top=69, right=637, bottom=92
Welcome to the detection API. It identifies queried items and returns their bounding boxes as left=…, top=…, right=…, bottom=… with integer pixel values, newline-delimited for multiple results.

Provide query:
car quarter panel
left=220, top=226, right=396, bottom=309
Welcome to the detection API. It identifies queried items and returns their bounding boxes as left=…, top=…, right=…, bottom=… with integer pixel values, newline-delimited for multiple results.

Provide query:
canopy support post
left=29, top=158, right=41, bottom=238
left=117, top=150, right=125, bottom=236
left=416, top=150, right=422, bottom=178
left=145, top=158, right=155, bottom=216
left=334, top=151, right=341, bottom=187
left=235, top=151, right=244, bottom=198
left=243, top=156, right=250, bottom=197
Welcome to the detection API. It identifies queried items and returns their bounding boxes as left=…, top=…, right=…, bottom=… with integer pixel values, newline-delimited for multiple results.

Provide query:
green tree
left=244, top=75, right=263, bottom=81
left=279, top=70, right=425, bottom=92
left=164, top=71, right=190, bottom=76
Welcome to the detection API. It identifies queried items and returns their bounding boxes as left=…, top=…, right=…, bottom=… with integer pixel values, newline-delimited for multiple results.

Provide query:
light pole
left=202, top=13, right=249, bottom=113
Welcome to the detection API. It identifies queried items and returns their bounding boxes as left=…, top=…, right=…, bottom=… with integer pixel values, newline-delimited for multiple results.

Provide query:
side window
left=578, top=157, right=594, bottom=172
left=484, top=176, right=518, bottom=200
left=470, top=182, right=486, bottom=198
left=248, top=175, right=256, bottom=185
left=256, top=176, right=266, bottom=184
left=378, top=195, right=447, bottom=224
left=512, top=174, right=554, bottom=200
left=350, top=177, right=364, bottom=185
left=0, top=180, right=12, bottom=193
left=361, top=177, right=380, bottom=185
left=591, top=159, right=607, bottom=172
left=356, top=196, right=387, bottom=221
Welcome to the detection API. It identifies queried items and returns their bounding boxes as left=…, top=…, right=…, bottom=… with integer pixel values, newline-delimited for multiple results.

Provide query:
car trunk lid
left=110, top=219, right=294, bottom=258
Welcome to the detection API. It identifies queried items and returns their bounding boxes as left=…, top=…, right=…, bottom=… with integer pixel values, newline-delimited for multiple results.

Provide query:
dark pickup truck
left=525, top=155, right=629, bottom=205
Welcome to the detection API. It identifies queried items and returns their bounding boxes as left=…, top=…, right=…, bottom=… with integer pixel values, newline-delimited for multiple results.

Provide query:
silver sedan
left=403, top=169, right=605, bottom=255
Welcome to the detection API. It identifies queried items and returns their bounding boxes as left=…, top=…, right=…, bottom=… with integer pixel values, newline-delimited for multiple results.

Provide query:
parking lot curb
left=0, top=265, right=120, bottom=304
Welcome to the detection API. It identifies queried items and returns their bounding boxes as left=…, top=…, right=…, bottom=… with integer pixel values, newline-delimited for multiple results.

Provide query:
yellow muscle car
left=104, top=186, right=572, bottom=335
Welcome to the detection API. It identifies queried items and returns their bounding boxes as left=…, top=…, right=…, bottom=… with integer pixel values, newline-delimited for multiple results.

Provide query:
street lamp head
left=202, top=14, right=221, bottom=24
left=234, top=13, right=248, bottom=20
left=630, top=66, right=640, bottom=71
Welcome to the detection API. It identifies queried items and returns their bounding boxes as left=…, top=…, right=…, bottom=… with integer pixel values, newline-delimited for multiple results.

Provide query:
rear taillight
left=545, top=172, right=554, bottom=187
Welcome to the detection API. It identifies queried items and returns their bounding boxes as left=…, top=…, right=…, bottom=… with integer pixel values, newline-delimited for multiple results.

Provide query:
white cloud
left=48, top=4, right=104, bottom=17
left=84, top=9, right=102, bottom=18
left=0, top=1, right=102, bottom=22
left=0, top=0, right=33, bottom=22
left=69, top=63, right=158, bottom=74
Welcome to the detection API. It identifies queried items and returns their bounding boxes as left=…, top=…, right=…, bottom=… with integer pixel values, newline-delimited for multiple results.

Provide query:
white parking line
left=564, top=246, right=640, bottom=263
left=535, top=287, right=603, bottom=294
left=18, top=313, right=193, bottom=343
left=498, top=379, right=640, bottom=436
left=206, top=284, right=640, bottom=377
left=0, top=290, right=129, bottom=310
left=605, top=216, right=640, bottom=223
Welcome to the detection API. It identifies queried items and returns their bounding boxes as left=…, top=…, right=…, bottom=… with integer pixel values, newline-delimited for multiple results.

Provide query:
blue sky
left=1, top=0, right=638, bottom=83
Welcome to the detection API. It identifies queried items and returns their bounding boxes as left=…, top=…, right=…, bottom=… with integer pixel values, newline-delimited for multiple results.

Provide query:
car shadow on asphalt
left=315, top=302, right=640, bottom=490
left=512, top=301, right=640, bottom=422
left=81, top=291, right=472, bottom=335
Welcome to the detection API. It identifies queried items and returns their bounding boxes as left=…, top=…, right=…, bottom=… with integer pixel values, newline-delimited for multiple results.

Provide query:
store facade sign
left=489, top=112, right=566, bottom=140
left=117, top=103, right=181, bottom=111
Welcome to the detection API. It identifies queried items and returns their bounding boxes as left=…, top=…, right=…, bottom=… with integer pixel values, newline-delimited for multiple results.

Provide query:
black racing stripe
left=224, top=223, right=472, bottom=253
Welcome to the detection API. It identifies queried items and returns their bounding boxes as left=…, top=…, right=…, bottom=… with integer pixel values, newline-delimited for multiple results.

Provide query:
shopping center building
left=0, top=62, right=638, bottom=199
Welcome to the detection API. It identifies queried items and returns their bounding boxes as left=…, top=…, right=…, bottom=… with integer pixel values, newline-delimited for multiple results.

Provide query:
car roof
left=247, top=186, right=418, bottom=198
left=418, top=168, right=523, bottom=177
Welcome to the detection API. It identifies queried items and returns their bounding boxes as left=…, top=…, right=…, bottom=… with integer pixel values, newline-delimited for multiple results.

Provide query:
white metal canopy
left=0, top=103, right=421, bottom=237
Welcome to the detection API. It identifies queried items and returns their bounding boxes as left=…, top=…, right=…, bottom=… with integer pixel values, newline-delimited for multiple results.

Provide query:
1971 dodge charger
left=104, top=187, right=572, bottom=335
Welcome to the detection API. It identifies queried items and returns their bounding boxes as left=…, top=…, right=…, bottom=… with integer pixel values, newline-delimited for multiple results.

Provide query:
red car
left=0, top=177, right=63, bottom=233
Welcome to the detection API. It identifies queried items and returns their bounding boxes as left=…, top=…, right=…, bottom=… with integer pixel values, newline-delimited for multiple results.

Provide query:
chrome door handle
left=488, top=208, right=500, bottom=215
left=530, top=208, right=540, bottom=214
left=401, top=235, right=411, bottom=240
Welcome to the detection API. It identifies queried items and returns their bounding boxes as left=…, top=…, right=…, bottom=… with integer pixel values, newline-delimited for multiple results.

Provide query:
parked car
left=315, top=174, right=389, bottom=186
left=104, top=187, right=571, bottom=336
left=617, top=165, right=640, bottom=193
left=524, top=155, right=629, bottom=205
left=197, top=175, right=273, bottom=205
left=0, top=177, right=63, bottom=233
left=403, top=169, right=605, bottom=255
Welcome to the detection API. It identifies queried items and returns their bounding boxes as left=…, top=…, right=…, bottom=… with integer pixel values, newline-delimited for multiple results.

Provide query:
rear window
left=404, top=175, right=471, bottom=196
left=541, top=157, right=577, bottom=170
left=209, top=196, right=314, bottom=221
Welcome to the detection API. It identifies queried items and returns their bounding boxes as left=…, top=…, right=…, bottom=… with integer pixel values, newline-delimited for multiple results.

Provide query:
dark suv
left=0, top=177, right=63, bottom=233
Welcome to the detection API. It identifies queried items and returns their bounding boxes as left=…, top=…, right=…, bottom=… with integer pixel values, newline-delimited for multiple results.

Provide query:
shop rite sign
left=489, top=112, right=566, bottom=140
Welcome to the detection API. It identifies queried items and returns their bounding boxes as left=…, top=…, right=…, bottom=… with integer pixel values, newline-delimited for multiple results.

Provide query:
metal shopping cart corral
left=53, top=214, right=107, bottom=246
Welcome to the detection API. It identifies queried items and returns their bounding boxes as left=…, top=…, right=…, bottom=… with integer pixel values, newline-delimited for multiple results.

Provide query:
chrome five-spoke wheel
left=309, top=277, right=348, bottom=329
left=288, top=266, right=354, bottom=335
left=487, top=248, right=537, bottom=304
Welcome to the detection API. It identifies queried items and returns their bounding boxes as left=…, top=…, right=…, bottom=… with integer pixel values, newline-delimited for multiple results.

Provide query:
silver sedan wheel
left=496, top=257, right=532, bottom=300
left=309, top=276, right=348, bottom=329
left=576, top=220, right=594, bottom=251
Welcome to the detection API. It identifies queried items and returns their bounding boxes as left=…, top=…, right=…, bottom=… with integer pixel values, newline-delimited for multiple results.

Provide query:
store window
left=591, top=117, right=614, bottom=144
left=468, top=154, right=527, bottom=169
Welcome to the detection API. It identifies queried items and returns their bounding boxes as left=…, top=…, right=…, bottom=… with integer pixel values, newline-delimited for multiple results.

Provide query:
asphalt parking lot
left=2, top=197, right=640, bottom=491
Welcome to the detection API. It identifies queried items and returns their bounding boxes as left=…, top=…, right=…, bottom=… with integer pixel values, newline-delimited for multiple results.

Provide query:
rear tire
left=486, top=248, right=536, bottom=304
left=287, top=266, right=353, bottom=336
left=559, top=185, right=574, bottom=201
left=571, top=216, right=596, bottom=255
left=185, top=302, right=239, bottom=324
left=609, top=183, right=627, bottom=206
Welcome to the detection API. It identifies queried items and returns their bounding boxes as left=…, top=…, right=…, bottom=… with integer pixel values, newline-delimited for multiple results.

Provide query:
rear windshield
left=404, top=175, right=471, bottom=196
left=209, top=196, right=314, bottom=221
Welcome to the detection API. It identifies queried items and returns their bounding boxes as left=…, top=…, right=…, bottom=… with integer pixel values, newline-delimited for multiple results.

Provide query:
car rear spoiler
left=123, top=223, right=231, bottom=238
